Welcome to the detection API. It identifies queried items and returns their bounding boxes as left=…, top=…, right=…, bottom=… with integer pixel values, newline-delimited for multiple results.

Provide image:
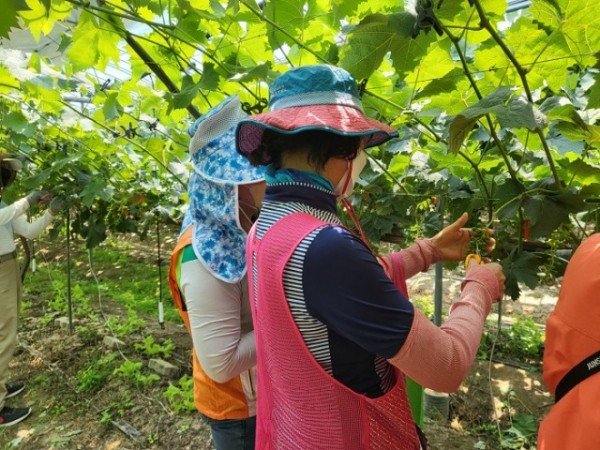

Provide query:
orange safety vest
left=168, top=227, right=255, bottom=420
left=538, top=233, right=600, bottom=449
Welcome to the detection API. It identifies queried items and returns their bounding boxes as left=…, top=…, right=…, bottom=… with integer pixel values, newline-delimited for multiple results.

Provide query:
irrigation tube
left=66, top=208, right=74, bottom=334
left=156, top=214, right=165, bottom=329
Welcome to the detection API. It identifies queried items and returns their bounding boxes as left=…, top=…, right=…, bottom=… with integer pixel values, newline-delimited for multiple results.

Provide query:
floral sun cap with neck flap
left=181, top=96, right=265, bottom=283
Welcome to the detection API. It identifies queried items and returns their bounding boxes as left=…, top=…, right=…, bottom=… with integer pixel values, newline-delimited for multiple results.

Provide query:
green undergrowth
left=164, top=375, right=196, bottom=414
left=478, top=316, right=545, bottom=366
left=23, top=235, right=179, bottom=323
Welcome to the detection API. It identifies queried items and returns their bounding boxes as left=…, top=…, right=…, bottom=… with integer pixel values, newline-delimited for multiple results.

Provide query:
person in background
left=0, top=152, right=62, bottom=427
left=168, top=96, right=265, bottom=450
left=235, top=64, right=505, bottom=449
left=537, top=233, right=600, bottom=449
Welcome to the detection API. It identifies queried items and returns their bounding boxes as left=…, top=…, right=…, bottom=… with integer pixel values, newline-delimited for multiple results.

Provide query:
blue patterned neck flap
left=181, top=96, right=265, bottom=283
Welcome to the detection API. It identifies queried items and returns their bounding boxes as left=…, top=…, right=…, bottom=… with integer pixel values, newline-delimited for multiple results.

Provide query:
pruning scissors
left=465, top=239, right=482, bottom=267
left=465, top=253, right=482, bottom=267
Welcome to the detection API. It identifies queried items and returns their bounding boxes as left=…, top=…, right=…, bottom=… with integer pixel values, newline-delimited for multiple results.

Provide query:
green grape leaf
left=171, top=75, right=201, bottom=110
left=559, top=159, right=600, bottom=186
left=502, top=251, right=544, bottom=300
left=103, top=92, right=123, bottom=121
left=413, top=68, right=463, bottom=101
left=19, top=0, right=72, bottom=41
left=0, top=6, right=19, bottom=39
left=0, top=0, right=30, bottom=38
left=340, top=14, right=398, bottom=80
left=3, top=111, right=36, bottom=137
left=449, top=87, right=547, bottom=153
left=67, top=12, right=120, bottom=72
left=85, top=213, right=107, bottom=249
left=588, top=74, right=600, bottom=108
left=198, top=63, right=220, bottom=90
left=522, top=189, right=586, bottom=239
left=530, top=0, right=600, bottom=68
left=230, top=62, right=271, bottom=83
left=555, top=122, right=600, bottom=147
left=80, top=179, right=113, bottom=207
left=340, top=12, right=434, bottom=80
left=264, top=0, right=320, bottom=48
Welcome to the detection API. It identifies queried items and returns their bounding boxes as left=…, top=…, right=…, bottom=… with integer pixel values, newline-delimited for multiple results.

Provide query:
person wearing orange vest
left=235, top=65, right=505, bottom=449
left=168, top=97, right=265, bottom=449
left=538, top=233, right=600, bottom=449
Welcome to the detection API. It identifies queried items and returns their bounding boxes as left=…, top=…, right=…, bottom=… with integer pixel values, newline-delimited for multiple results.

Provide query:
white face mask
left=334, top=151, right=367, bottom=199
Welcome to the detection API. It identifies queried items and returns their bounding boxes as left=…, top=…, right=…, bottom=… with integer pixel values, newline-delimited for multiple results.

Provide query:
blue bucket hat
left=236, top=64, right=398, bottom=162
left=181, top=96, right=265, bottom=283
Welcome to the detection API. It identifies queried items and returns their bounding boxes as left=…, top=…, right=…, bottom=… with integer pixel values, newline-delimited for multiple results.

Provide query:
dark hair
left=248, top=129, right=363, bottom=170
left=0, top=167, right=16, bottom=188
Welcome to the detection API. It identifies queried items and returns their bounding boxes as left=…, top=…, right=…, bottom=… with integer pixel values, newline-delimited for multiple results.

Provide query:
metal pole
left=66, top=208, right=73, bottom=334
left=507, top=1, right=531, bottom=13
left=433, top=195, right=445, bottom=326
left=425, top=195, right=450, bottom=422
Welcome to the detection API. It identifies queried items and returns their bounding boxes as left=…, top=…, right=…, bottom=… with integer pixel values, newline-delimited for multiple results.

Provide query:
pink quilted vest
left=247, top=212, right=420, bottom=450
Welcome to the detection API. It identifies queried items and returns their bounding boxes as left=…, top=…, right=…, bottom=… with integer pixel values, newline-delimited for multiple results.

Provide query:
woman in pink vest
left=235, top=65, right=505, bottom=449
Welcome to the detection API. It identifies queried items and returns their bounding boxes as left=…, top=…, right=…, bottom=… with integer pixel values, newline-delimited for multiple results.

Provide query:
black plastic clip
left=120, top=122, right=139, bottom=138
left=100, top=78, right=112, bottom=91
left=358, top=79, right=368, bottom=98
left=241, top=98, right=268, bottom=114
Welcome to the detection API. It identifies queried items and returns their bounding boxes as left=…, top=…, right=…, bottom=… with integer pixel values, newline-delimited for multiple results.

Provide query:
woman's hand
left=468, top=260, right=506, bottom=301
left=430, top=213, right=495, bottom=262
left=39, top=192, right=53, bottom=205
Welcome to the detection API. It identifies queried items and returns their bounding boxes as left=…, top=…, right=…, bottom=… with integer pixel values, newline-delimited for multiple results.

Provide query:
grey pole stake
left=425, top=194, right=450, bottom=420
left=433, top=195, right=445, bottom=326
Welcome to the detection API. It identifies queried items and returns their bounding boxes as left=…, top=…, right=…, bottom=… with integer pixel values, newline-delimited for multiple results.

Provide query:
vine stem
left=78, top=0, right=260, bottom=106
left=93, top=0, right=271, bottom=106
left=439, top=22, right=522, bottom=187
left=0, top=83, right=20, bottom=90
left=95, top=1, right=201, bottom=119
left=470, top=0, right=562, bottom=190
left=60, top=101, right=186, bottom=188
left=458, top=150, right=492, bottom=205
left=486, top=187, right=556, bottom=227
left=1, top=95, right=132, bottom=186
left=64, top=0, right=176, bottom=30
left=156, top=213, right=165, bottom=329
left=488, top=298, right=504, bottom=446
left=365, top=151, right=410, bottom=195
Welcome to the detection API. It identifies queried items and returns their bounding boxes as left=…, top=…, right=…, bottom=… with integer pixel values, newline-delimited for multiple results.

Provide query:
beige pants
left=0, top=258, right=21, bottom=410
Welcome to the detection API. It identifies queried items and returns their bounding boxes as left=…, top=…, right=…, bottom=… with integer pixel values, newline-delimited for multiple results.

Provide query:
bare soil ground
left=0, top=303, right=212, bottom=450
